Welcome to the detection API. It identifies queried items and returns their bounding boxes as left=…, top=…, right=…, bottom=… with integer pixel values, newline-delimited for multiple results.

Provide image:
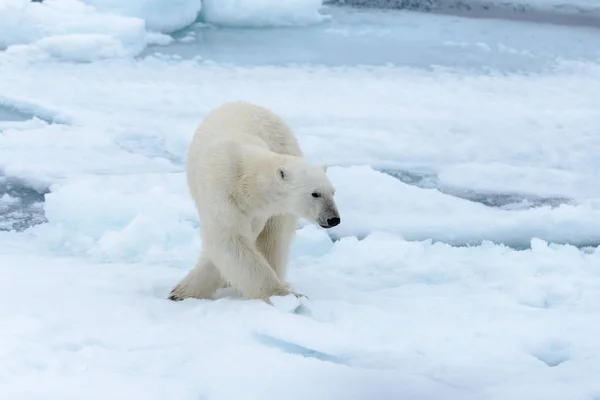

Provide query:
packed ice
left=1, top=0, right=599, bottom=399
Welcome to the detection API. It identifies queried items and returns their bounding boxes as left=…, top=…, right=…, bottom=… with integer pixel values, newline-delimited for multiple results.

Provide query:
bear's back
left=197, top=101, right=304, bottom=158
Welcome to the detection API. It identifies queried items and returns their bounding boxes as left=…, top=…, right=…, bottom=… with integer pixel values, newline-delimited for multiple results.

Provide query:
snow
left=201, top=0, right=328, bottom=27
left=0, top=0, right=148, bottom=61
left=1, top=238, right=600, bottom=398
left=82, top=0, right=203, bottom=33
left=1, top=2, right=600, bottom=399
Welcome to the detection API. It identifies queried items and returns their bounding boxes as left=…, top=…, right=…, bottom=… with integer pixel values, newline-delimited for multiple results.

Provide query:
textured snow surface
left=1, top=3, right=600, bottom=399
left=1, top=240, right=600, bottom=399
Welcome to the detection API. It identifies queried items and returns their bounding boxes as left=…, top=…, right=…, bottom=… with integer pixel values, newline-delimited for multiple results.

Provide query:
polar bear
left=168, top=101, right=340, bottom=303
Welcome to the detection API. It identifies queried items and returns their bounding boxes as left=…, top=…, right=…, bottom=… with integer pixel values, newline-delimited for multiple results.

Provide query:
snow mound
left=290, top=224, right=334, bottom=259
left=8, top=34, right=138, bottom=63
left=37, top=174, right=199, bottom=264
left=0, top=0, right=147, bottom=61
left=327, top=166, right=600, bottom=248
left=82, top=0, right=202, bottom=33
left=201, top=0, right=328, bottom=27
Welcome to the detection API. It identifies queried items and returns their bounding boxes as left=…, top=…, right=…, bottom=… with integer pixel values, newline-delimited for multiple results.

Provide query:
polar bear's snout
left=318, top=202, right=341, bottom=229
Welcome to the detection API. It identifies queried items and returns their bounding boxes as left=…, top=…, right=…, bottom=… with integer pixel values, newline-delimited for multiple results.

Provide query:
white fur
left=169, top=101, right=340, bottom=302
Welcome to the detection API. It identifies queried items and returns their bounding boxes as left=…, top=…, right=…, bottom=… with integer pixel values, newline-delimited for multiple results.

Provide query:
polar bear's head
left=273, top=156, right=340, bottom=229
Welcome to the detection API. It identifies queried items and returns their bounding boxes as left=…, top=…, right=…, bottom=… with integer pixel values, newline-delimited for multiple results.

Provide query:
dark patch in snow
left=0, top=104, right=34, bottom=122
left=0, top=98, right=70, bottom=126
left=325, top=0, right=600, bottom=29
left=326, top=0, right=440, bottom=11
left=440, top=189, right=568, bottom=210
left=379, top=168, right=571, bottom=210
left=0, top=176, right=49, bottom=232
left=254, top=333, right=348, bottom=365
left=328, top=233, right=600, bottom=252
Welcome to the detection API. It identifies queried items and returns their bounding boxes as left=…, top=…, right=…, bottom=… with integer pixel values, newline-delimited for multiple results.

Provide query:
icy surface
left=201, top=0, right=328, bottom=27
left=1, top=3, right=600, bottom=399
left=154, top=6, right=600, bottom=69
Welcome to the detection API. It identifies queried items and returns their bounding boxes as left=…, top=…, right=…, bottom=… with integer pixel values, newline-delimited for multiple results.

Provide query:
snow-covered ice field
left=152, top=5, right=600, bottom=69
left=1, top=0, right=600, bottom=399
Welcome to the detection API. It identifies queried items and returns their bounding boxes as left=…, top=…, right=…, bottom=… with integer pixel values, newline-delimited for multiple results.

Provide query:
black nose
left=326, top=217, right=340, bottom=227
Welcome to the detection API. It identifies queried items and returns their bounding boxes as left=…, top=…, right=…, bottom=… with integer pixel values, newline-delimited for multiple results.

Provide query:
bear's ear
left=277, top=167, right=288, bottom=181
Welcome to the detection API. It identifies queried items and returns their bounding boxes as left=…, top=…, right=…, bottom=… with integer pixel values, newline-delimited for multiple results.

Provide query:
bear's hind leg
left=168, top=254, right=225, bottom=301
left=256, top=214, right=299, bottom=289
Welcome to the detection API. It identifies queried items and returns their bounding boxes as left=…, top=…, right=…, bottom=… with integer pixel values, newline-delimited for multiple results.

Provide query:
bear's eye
left=278, top=169, right=287, bottom=180
left=311, top=192, right=321, bottom=198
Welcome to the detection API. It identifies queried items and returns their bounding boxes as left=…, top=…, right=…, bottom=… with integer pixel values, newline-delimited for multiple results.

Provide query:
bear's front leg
left=256, top=215, right=308, bottom=300
left=256, top=214, right=297, bottom=283
left=207, top=233, right=290, bottom=301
